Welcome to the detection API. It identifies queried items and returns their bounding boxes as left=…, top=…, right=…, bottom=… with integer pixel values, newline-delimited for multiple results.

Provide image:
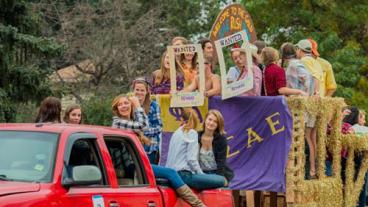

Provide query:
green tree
left=0, top=0, right=63, bottom=122
left=242, top=0, right=368, bottom=117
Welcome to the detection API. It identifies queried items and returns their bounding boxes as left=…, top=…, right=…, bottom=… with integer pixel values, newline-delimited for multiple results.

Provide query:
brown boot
left=176, top=185, right=206, bottom=207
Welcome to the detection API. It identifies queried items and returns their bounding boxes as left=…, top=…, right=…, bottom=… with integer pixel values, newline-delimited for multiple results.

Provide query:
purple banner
left=209, top=96, right=292, bottom=192
left=160, top=96, right=292, bottom=192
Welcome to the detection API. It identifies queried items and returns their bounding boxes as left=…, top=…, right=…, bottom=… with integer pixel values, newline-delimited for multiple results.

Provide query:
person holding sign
left=166, top=108, right=227, bottom=191
left=198, top=110, right=234, bottom=183
left=172, top=36, right=188, bottom=46
left=152, top=51, right=184, bottom=94
left=227, top=46, right=262, bottom=96
left=111, top=94, right=206, bottom=207
left=178, top=49, right=198, bottom=86
left=182, top=57, right=221, bottom=97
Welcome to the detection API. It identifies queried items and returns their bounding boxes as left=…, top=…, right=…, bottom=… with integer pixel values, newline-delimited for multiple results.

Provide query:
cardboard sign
left=215, top=31, right=254, bottom=100
left=210, top=3, right=257, bottom=43
left=168, top=44, right=205, bottom=107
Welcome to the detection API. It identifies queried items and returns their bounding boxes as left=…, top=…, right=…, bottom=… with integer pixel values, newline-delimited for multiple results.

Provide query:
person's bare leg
left=311, top=127, right=317, bottom=176
left=305, top=127, right=316, bottom=177
left=246, top=191, right=255, bottom=207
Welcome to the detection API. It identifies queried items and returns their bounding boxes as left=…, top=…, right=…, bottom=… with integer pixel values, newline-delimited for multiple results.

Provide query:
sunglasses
left=132, top=77, right=151, bottom=87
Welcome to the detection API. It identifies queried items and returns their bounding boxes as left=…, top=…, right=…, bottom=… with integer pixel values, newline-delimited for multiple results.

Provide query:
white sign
left=215, top=31, right=254, bottom=99
left=92, top=195, right=105, bottom=207
left=168, top=44, right=205, bottom=107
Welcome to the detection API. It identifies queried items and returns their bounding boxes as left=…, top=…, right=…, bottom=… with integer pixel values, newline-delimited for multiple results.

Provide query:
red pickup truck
left=0, top=123, right=233, bottom=207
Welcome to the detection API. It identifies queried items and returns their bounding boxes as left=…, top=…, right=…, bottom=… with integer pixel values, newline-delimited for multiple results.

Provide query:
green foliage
left=135, top=0, right=227, bottom=39
left=0, top=0, right=63, bottom=122
left=242, top=0, right=368, bottom=114
left=82, top=96, right=113, bottom=126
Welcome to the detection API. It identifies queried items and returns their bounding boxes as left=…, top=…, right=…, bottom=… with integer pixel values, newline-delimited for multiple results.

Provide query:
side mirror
left=62, top=165, right=102, bottom=187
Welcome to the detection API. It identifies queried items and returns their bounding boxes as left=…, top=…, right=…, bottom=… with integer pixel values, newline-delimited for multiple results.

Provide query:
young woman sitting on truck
left=197, top=110, right=234, bottom=183
left=111, top=94, right=206, bottom=207
left=132, top=77, right=162, bottom=164
left=165, top=108, right=228, bottom=191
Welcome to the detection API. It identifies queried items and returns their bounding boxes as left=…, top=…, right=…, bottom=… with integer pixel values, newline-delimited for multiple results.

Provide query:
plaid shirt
left=143, top=101, right=163, bottom=154
left=112, top=107, right=148, bottom=133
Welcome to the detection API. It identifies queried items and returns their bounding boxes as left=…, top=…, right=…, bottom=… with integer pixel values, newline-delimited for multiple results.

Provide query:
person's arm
left=253, top=66, right=263, bottom=96
left=112, top=97, right=148, bottom=132
left=278, top=87, right=308, bottom=96
left=181, top=76, right=199, bottom=92
left=313, top=77, right=320, bottom=96
left=206, top=75, right=221, bottom=97
left=325, top=65, right=337, bottom=97
left=176, top=75, right=185, bottom=91
left=325, top=88, right=336, bottom=97
left=143, top=102, right=163, bottom=137
left=151, top=70, right=160, bottom=94
left=185, top=131, right=203, bottom=174
left=214, top=135, right=228, bottom=177
left=227, top=67, right=237, bottom=83
left=112, top=108, right=148, bottom=132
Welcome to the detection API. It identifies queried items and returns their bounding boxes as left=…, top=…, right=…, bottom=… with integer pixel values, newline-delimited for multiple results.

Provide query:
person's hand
left=299, top=91, right=308, bottom=96
left=224, top=178, right=229, bottom=187
left=342, top=109, right=351, bottom=117
left=129, top=96, right=141, bottom=108
left=313, top=91, right=320, bottom=97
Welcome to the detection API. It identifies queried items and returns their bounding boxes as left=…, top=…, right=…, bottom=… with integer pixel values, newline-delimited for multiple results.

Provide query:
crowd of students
left=33, top=35, right=368, bottom=207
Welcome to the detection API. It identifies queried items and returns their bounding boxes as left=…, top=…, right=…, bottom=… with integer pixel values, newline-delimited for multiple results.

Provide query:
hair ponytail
left=182, top=108, right=199, bottom=132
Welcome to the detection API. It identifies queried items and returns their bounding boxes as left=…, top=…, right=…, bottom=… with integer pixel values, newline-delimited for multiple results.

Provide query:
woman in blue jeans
left=165, top=108, right=227, bottom=190
left=111, top=94, right=205, bottom=207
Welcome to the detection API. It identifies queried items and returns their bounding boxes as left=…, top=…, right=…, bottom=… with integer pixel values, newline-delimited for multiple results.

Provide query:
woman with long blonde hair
left=151, top=51, right=184, bottom=94
left=166, top=108, right=227, bottom=190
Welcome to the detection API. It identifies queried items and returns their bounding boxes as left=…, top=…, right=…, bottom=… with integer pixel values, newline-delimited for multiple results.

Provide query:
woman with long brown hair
left=63, top=104, right=82, bottom=124
left=35, top=96, right=62, bottom=123
left=179, top=50, right=198, bottom=86
left=197, top=110, right=233, bottom=182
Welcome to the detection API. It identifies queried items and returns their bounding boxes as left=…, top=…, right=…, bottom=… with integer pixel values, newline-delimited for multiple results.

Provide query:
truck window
left=104, top=137, right=148, bottom=186
left=0, top=131, right=58, bottom=183
left=66, top=139, right=107, bottom=185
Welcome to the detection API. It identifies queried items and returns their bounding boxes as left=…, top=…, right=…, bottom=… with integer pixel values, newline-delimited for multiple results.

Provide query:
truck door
left=60, top=133, right=123, bottom=207
left=103, top=136, right=163, bottom=207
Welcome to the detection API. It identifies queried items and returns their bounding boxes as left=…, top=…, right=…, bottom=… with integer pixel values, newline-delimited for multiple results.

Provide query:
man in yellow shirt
left=309, top=39, right=337, bottom=97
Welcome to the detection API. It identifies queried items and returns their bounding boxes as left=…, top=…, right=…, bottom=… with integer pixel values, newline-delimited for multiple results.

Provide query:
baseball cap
left=295, top=39, right=312, bottom=53
left=308, top=39, right=320, bottom=57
